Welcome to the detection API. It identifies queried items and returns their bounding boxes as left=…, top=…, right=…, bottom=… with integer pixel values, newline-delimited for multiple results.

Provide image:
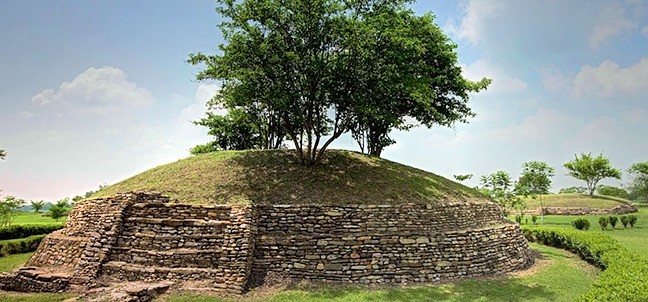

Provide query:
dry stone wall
left=253, top=204, right=531, bottom=283
left=4, top=192, right=533, bottom=293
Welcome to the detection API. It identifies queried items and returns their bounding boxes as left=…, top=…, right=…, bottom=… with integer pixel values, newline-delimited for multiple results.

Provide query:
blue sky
left=1, top=0, right=647, bottom=201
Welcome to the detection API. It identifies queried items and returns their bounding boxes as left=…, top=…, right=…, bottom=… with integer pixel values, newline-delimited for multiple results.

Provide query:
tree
left=30, top=200, right=45, bottom=213
left=0, top=196, right=25, bottom=227
left=189, top=0, right=489, bottom=164
left=596, top=185, right=630, bottom=199
left=628, top=162, right=648, bottom=202
left=0, top=149, right=6, bottom=160
left=480, top=171, right=523, bottom=215
left=192, top=107, right=285, bottom=153
left=559, top=186, right=588, bottom=194
left=49, top=205, right=66, bottom=222
left=515, top=161, right=555, bottom=224
left=453, top=174, right=473, bottom=182
left=563, top=153, right=621, bottom=196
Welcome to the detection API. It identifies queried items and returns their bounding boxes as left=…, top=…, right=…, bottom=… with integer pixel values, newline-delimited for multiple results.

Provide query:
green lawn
left=0, top=253, right=33, bottom=272
left=521, top=204, right=648, bottom=254
left=10, top=212, right=66, bottom=225
left=522, top=194, right=630, bottom=210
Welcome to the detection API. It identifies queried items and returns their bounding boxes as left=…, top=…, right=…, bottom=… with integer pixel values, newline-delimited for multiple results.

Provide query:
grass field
left=522, top=204, right=648, bottom=255
left=521, top=194, right=630, bottom=209
left=10, top=212, right=67, bottom=225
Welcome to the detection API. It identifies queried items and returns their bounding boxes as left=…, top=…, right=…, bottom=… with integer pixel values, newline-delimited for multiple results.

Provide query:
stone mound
left=1, top=191, right=533, bottom=294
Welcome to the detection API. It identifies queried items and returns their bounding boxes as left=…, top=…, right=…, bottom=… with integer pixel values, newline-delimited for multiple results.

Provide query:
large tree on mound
left=189, top=0, right=490, bottom=164
left=564, top=153, right=621, bottom=196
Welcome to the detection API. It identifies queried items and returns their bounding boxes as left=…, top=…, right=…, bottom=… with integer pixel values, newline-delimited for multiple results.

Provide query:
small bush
left=531, top=215, right=538, bottom=225
left=608, top=216, right=618, bottom=228
left=629, top=215, right=638, bottom=227
left=620, top=216, right=629, bottom=228
left=572, top=218, right=590, bottom=231
left=0, top=235, right=45, bottom=257
left=0, top=224, right=64, bottom=240
left=515, top=214, right=523, bottom=224
left=598, top=217, right=609, bottom=230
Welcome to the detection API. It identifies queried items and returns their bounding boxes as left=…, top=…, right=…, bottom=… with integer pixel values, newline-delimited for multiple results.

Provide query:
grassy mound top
left=522, top=194, right=632, bottom=209
left=94, top=149, right=483, bottom=205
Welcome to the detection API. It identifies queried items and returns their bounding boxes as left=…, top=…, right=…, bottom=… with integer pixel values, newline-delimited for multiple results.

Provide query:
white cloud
left=462, top=60, right=527, bottom=94
left=451, top=1, right=504, bottom=44
left=18, top=111, right=34, bottom=118
left=590, top=3, right=636, bottom=48
left=571, top=58, right=648, bottom=98
left=31, top=67, right=154, bottom=113
left=490, top=108, right=576, bottom=143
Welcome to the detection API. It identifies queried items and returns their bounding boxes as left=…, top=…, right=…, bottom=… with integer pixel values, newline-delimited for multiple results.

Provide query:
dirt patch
left=508, top=249, right=550, bottom=278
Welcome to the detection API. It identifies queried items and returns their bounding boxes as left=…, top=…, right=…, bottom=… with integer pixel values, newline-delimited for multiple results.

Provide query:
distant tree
left=596, top=185, right=630, bottom=200
left=564, top=153, right=621, bottom=196
left=48, top=205, right=66, bottom=222
left=516, top=161, right=555, bottom=225
left=480, top=171, right=524, bottom=215
left=453, top=174, right=473, bottom=182
left=189, top=0, right=490, bottom=163
left=30, top=200, right=45, bottom=213
left=559, top=186, right=588, bottom=194
left=0, top=196, right=25, bottom=227
left=628, top=162, right=648, bottom=202
left=0, top=149, right=6, bottom=160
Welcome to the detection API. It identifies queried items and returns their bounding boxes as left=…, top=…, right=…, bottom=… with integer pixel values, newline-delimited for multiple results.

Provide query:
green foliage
left=0, top=196, right=25, bottom=227
left=30, top=200, right=45, bottom=213
left=628, top=162, right=648, bottom=202
left=0, top=148, right=5, bottom=160
left=531, top=214, right=538, bottom=224
left=189, top=0, right=489, bottom=163
left=0, top=224, right=63, bottom=240
left=559, top=186, right=588, bottom=194
left=596, top=185, right=629, bottom=199
left=620, top=216, right=629, bottom=228
left=571, top=218, right=590, bottom=231
left=48, top=205, right=67, bottom=222
left=192, top=107, right=285, bottom=153
left=629, top=214, right=638, bottom=227
left=514, top=214, right=523, bottom=224
left=598, top=217, right=609, bottom=230
left=522, top=227, right=648, bottom=301
left=564, top=153, right=622, bottom=196
left=608, top=216, right=618, bottom=228
left=0, top=235, right=45, bottom=257
left=453, top=174, right=473, bottom=182
left=516, top=161, right=555, bottom=195
left=480, top=171, right=524, bottom=214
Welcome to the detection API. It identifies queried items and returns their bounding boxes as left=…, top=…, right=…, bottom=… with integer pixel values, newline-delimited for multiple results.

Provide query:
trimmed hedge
left=0, top=224, right=64, bottom=241
left=0, top=235, right=45, bottom=257
left=522, top=226, right=648, bottom=301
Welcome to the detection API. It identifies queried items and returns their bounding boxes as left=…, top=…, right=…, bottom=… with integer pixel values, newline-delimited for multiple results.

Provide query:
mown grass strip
left=522, top=226, right=648, bottom=301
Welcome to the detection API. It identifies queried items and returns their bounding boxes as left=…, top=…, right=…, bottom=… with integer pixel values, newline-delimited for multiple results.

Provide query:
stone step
left=101, top=261, right=247, bottom=290
left=122, top=217, right=230, bottom=227
left=114, top=231, right=230, bottom=250
left=108, top=247, right=225, bottom=268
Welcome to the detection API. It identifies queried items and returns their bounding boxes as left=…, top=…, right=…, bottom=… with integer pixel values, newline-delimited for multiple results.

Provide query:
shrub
left=0, top=235, right=45, bottom=257
left=620, top=216, right=629, bottom=228
left=598, top=217, right=609, bottom=230
left=522, top=227, right=648, bottom=301
left=515, top=214, right=523, bottom=224
left=608, top=216, right=618, bottom=228
left=0, top=224, right=64, bottom=240
left=628, top=215, right=638, bottom=227
left=572, top=218, right=590, bottom=230
left=531, top=215, right=538, bottom=225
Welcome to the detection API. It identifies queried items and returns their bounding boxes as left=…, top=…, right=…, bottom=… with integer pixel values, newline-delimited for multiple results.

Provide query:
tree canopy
left=479, top=171, right=523, bottom=214
left=563, top=153, right=621, bottom=196
left=516, top=161, right=555, bottom=196
left=628, top=162, right=648, bottom=202
left=189, top=0, right=490, bottom=164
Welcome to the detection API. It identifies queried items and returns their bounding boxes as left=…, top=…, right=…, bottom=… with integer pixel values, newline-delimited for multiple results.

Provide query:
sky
left=1, top=0, right=647, bottom=201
